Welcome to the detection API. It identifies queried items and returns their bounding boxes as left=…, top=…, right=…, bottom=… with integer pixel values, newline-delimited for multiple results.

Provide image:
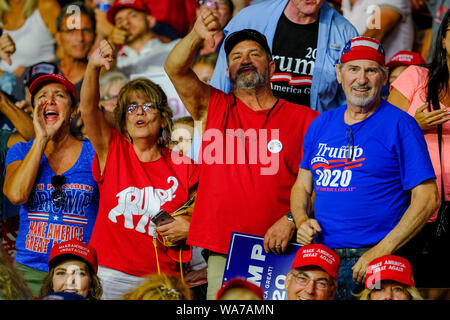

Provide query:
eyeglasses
left=345, top=126, right=354, bottom=161
left=100, top=94, right=119, bottom=102
left=60, top=28, right=94, bottom=36
left=51, top=175, right=67, bottom=208
left=127, top=103, right=159, bottom=115
left=170, top=138, right=193, bottom=146
left=199, top=0, right=226, bottom=9
left=290, top=272, right=331, bottom=290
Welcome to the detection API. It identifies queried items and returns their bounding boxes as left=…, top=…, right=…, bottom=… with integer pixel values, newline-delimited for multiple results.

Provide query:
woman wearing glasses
left=3, top=74, right=100, bottom=297
left=79, top=40, right=199, bottom=300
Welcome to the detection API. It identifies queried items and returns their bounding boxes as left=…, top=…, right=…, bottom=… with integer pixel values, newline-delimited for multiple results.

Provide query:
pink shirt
left=391, top=65, right=450, bottom=218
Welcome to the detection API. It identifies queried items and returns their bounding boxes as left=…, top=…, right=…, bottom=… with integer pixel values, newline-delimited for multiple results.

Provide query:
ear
left=55, top=32, right=62, bottom=46
left=269, top=60, right=276, bottom=78
left=160, top=115, right=168, bottom=129
left=285, top=272, right=292, bottom=291
left=146, top=15, right=156, bottom=29
left=329, top=281, right=338, bottom=300
left=335, top=64, right=343, bottom=84
left=381, top=70, right=388, bottom=86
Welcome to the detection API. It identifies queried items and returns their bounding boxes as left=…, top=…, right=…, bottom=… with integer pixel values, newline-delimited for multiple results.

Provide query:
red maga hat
left=48, top=239, right=98, bottom=274
left=340, top=36, right=385, bottom=66
left=29, top=74, right=77, bottom=102
left=106, top=0, right=150, bottom=25
left=291, top=244, right=339, bottom=279
left=386, top=50, right=425, bottom=69
left=216, top=278, right=264, bottom=300
left=365, top=255, right=415, bottom=289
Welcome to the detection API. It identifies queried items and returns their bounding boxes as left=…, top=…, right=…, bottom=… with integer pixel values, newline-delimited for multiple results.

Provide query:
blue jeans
left=333, top=248, right=371, bottom=300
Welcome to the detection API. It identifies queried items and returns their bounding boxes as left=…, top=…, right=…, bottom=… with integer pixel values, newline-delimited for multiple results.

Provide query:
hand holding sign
left=264, top=215, right=295, bottom=254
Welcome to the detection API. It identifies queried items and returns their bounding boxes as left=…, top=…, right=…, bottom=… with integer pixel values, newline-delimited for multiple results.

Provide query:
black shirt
left=271, top=13, right=319, bottom=107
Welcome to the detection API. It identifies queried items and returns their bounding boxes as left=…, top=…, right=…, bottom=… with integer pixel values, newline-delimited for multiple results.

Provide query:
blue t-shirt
left=5, top=139, right=99, bottom=271
left=300, top=100, right=436, bottom=248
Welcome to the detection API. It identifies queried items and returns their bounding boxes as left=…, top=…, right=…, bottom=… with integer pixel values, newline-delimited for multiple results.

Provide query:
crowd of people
left=0, top=0, right=449, bottom=301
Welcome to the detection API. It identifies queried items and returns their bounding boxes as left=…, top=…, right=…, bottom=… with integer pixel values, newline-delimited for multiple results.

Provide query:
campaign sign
left=223, top=232, right=302, bottom=300
left=130, top=72, right=191, bottom=120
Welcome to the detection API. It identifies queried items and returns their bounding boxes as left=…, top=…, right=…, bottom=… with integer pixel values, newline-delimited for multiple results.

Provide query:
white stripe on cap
left=351, top=39, right=380, bottom=50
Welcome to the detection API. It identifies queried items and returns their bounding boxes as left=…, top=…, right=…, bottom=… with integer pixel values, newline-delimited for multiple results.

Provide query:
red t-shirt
left=187, top=88, right=319, bottom=254
left=89, top=129, right=198, bottom=277
left=143, top=0, right=197, bottom=37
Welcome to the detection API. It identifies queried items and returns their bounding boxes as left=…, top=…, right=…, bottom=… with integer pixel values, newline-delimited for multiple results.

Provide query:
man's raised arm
left=164, top=7, right=221, bottom=122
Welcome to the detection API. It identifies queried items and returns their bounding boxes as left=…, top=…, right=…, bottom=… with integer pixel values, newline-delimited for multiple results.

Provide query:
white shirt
left=117, top=37, right=179, bottom=78
left=342, top=0, right=414, bottom=60
left=0, top=10, right=55, bottom=73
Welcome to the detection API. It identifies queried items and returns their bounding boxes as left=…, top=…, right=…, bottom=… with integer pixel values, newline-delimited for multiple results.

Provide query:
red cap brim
left=106, top=2, right=149, bottom=25
left=216, top=278, right=264, bottom=300
left=29, top=74, right=77, bottom=102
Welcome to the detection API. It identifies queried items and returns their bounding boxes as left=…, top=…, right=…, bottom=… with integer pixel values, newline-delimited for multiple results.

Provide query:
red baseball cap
left=386, top=51, right=425, bottom=69
left=48, top=239, right=98, bottom=274
left=340, top=36, right=386, bottom=66
left=291, top=244, right=339, bottom=279
left=365, top=255, right=415, bottom=289
left=29, top=74, right=77, bottom=102
left=216, top=278, right=264, bottom=300
left=106, top=0, right=150, bottom=25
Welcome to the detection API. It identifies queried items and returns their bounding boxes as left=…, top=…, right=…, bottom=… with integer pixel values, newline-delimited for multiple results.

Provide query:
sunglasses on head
left=345, top=126, right=354, bottom=161
left=51, top=175, right=67, bottom=208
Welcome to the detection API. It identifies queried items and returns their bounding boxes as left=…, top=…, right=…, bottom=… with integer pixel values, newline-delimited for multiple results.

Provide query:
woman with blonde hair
left=99, top=70, right=128, bottom=127
left=80, top=40, right=199, bottom=300
left=358, top=255, right=423, bottom=300
left=123, top=273, right=192, bottom=300
left=0, top=0, right=59, bottom=77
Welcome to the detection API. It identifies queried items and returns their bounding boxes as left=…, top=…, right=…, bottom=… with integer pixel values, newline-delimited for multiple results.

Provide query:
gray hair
left=99, top=71, right=129, bottom=93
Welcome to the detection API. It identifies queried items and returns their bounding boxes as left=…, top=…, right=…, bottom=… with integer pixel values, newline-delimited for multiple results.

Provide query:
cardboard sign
left=223, top=232, right=302, bottom=300
left=130, top=72, right=191, bottom=120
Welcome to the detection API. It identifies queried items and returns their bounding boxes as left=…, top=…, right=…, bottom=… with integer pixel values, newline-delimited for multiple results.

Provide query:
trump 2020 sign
left=223, top=232, right=302, bottom=300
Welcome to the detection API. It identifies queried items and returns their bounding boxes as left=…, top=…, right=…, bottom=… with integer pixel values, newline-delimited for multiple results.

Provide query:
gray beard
left=231, top=69, right=267, bottom=90
left=347, top=85, right=376, bottom=107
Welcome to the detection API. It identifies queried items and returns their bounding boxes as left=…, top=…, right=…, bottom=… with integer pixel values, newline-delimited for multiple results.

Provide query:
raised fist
left=0, top=33, right=15, bottom=66
left=89, top=40, right=115, bottom=71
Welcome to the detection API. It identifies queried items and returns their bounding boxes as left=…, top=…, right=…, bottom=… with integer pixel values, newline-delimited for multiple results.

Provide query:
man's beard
left=347, top=83, right=377, bottom=107
left=230, top=64, right=268, bottom=90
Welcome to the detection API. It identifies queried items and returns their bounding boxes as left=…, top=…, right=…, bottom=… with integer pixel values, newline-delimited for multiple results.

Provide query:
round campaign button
left=267, top=139, right=283, bottom=153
